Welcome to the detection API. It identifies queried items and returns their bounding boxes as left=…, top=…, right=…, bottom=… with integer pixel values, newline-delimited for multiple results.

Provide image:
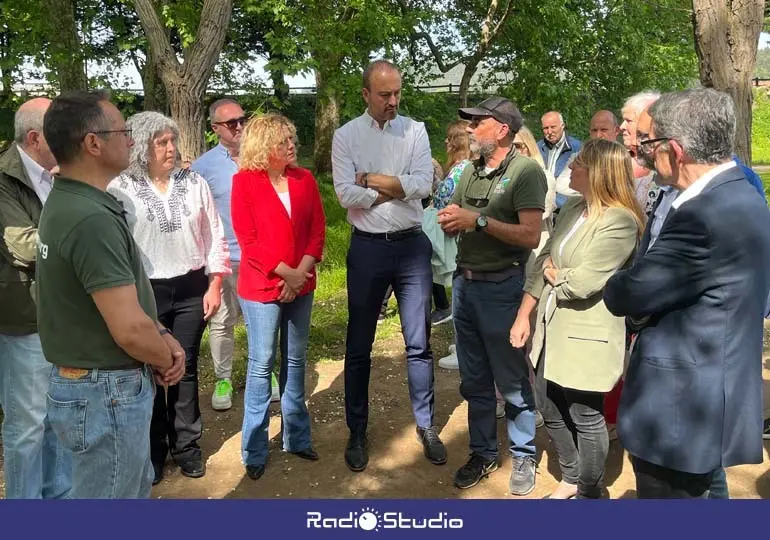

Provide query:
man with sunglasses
left=192, top=99, right=278, bottom=411
left=438, top=96, right=547, bottom=495
left=604, top=88, right=770, bottom=498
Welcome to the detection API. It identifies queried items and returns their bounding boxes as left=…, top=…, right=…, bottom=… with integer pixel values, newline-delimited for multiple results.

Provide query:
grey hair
left=622, top=91, right=661, bottom=117
left=14, top=107, right=45, bottom=144
left=540, top=111, right=565, bottom=126
left=125, top=111, right=180, bottom=177
left=649, top=87, right=735, bottom=164
left=209, top=98, right=241, bottom=122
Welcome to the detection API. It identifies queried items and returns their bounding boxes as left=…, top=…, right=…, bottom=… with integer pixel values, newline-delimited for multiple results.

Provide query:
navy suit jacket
left=604, top=166, right=770, bottom=474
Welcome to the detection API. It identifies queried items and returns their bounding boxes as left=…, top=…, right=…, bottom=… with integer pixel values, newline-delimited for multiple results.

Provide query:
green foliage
left=756, top=48, right=770, bottom=79
left=753, top=89, right=770, bottom=165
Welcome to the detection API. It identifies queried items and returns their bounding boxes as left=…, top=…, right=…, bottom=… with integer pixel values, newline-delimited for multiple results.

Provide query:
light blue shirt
left=191, top=144, right=240, bottom=262
left=648, top=185, right=678, bottom=249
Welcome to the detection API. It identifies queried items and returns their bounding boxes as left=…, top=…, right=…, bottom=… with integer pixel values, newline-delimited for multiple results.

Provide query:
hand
left=277, top=280, right=297, bottom=303
left=542, top=257, right=554, bottom=271
left=355, top=172, right=369, bottom=188
left=285, top=267, right=312, bottom=292
left=437, top=204, right=480, bottom=234
left=544, top=266, right=558, bottom=286
left=202, top=284, right=222, bottom=321
left=157, top=333, right=185, bottom=386
left=509, top=315, right=531, bottom=349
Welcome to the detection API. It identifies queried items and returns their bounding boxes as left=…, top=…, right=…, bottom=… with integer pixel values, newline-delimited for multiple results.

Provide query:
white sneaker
left=438, top=345, right=458, bottom=370
left=211, top=378, right=233, bottom=411
left=270, top=373, right=280, bottom=402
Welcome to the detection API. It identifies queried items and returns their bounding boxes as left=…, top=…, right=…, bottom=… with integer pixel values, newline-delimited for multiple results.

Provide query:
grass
left=761, top=172, right=770, bottom=200
left=198, top=172, right=406, bottom=391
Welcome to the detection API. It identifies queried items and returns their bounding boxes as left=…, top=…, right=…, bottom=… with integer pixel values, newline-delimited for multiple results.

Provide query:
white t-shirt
left=277, top=190, right=292, bottom=217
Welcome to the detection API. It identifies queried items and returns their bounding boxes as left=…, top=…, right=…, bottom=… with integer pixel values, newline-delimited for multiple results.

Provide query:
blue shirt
left=191, top=144, right=240, bottom=262
left=733, top=155, right=766, bottom=202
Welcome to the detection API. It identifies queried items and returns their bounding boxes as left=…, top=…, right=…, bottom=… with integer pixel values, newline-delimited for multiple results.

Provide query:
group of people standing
left=0, top=57, right=769, bottom=500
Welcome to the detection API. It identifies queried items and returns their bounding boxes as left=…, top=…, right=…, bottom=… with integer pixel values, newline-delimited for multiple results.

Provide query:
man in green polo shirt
left=438, top=97, right=546, bottom=496
left=37, top=91, right=185, bottom=498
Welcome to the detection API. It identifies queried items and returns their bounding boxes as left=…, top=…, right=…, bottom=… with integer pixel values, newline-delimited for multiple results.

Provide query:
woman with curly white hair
left=108, top=111, right=230, bottom=485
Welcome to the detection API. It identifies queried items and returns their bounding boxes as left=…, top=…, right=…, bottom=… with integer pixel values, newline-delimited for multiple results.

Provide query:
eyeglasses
left=213, top=116, right=248, bottom=131
left=638, top=137, right=671, bottom=155
left=92, top=129, right=132, bottom=138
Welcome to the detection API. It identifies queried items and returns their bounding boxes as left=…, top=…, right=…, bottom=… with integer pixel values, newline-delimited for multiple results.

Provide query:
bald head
left=589, top=110, right=619, bottom=141
left=14, top=97, right=56, bottom=170
left=541, top=111, right=565, bottom=144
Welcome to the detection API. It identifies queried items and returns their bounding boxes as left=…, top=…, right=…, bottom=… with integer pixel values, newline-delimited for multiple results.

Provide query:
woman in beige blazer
left=509, top=138, right=645, bottom=499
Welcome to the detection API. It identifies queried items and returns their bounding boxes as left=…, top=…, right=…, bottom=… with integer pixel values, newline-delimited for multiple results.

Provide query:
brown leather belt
left=458, top=263, right=522, bottom=282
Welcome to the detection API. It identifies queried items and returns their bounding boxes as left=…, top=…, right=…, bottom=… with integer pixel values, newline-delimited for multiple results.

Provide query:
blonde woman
left=509, top=138, right=645, bottom=499
left=231, top=114, right=326, bottom=481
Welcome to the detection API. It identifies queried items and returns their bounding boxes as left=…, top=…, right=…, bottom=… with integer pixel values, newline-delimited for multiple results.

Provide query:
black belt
left=353, top=225, right=422, bottom=241
left=457, top=263, right=522, bottom=282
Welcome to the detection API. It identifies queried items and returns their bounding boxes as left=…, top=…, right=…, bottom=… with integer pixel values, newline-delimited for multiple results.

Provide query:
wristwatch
left=475, top=215, right=488, bottom=232
left=159, top=328, right=172, bottom=336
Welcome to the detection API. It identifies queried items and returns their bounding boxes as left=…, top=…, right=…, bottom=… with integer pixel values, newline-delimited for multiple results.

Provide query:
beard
left=470, top=139, right=496, bottom=160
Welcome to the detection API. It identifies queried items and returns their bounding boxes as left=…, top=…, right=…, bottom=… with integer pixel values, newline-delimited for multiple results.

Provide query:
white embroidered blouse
left=108, top=168, right=231, bottom=280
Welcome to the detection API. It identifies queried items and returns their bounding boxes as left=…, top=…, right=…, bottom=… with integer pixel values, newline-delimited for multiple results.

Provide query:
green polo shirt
left=452, top=152, right=547, bottom=272
left=36, top=177, right=157, bottom=370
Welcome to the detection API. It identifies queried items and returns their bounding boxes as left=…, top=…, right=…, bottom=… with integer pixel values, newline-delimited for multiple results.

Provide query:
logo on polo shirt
left=493, top=177, right=511, bottom=195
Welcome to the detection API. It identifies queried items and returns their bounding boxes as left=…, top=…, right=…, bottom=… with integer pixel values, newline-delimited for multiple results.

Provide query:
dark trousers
left=535, top=360, right=608, bottom=498
left=453, top=271, right=536, bottom=460
left=150, top=268, right=208, bottom=465
left=432, top=283, right=449, bottom=311
left=345, top=231, right=434, bottom=433
left=632, top=456, right=714, bottom=498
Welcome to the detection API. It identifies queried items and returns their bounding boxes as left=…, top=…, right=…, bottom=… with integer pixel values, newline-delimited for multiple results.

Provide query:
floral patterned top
left=433, top=160, right=470, bottom=210
left=635, top=172, right=662, bottom=217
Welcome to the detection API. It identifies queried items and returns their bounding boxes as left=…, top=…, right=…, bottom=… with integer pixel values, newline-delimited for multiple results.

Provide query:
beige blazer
left=525, top=197, right=640, bottom=393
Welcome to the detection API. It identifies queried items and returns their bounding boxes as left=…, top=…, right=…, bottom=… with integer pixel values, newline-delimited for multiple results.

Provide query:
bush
left=752, top=88, right=770, bottom=165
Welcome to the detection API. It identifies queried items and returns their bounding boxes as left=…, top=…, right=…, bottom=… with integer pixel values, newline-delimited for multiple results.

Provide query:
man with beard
left=332, top=60, right=446, bottom=473
left=438, top=97, right=547, bottom=495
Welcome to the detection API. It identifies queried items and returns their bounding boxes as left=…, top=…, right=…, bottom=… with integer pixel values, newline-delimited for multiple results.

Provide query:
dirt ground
left=2, top=326, right=769, bottom=499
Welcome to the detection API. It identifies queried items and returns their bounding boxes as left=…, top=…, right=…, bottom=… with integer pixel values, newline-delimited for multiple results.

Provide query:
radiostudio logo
left=306, top=506, right=464, bottom=531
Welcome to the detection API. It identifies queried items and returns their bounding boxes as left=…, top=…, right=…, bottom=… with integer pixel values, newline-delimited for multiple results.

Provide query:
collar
left=363, top=109, right=396, bottom=131
left=216, top=143, right=238, bottom=162
left=53, top=176, right=126, bottom=216
left=545, top=132, right=567, bottom=150
left=16, top=146, right=48, bottom=185
left=672, top=161, right=736, bottom=210
left=474, top=147, right=518, bottom=177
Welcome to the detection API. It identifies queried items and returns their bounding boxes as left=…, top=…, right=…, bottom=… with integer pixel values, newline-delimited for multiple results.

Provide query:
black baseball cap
left=458, top=96, right=523, bottom=133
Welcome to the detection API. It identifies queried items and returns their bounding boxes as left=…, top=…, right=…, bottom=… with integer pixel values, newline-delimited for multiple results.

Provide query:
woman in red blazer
left=231, top=113, right=326, bottom=481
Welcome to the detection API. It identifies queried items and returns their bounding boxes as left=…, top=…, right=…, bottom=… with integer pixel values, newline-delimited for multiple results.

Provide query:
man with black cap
left=438, top=96, right=547, bottom=495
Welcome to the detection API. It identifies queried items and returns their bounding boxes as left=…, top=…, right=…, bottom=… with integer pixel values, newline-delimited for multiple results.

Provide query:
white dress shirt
left=17, top=147, right=53, bottom=203
left=671, top=160, right=736, bottom=210
left=332, top=110, right=433, bottom=233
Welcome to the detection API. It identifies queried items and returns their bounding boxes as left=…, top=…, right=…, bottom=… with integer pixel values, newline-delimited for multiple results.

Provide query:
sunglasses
left=213, top=116, right=248, bottom=131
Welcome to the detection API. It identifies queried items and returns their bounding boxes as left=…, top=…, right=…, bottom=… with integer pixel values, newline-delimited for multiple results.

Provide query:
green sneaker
left=211, top=378, right=233, bottom=411
left=271, top=373, right=280, bottom=402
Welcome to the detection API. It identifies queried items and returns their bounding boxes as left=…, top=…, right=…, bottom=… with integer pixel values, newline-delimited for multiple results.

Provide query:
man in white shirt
left=0, top=98, right=71, bottom=498
left=332, top=59, right=446, bottom=472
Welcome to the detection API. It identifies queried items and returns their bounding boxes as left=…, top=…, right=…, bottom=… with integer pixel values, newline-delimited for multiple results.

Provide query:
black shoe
left=430, top=308, right=453, bottom=326
left=246, top=464, right=265, bottom=480
left=179, top=459, right=206, bottom=478
left=417, top=426, right=447, bottom=465
left=345, top=432, right=368, bottom=472
left=291, top=447, right=319, bottom=461
left=763, top=418, right=770, bottom=440
left=152, top=462, right=164, bottom=486
left=454, top=453, right=498, bottom=489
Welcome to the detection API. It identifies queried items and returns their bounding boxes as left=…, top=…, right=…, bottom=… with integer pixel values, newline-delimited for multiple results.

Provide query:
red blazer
left=231, top=166, right=326, bottom=302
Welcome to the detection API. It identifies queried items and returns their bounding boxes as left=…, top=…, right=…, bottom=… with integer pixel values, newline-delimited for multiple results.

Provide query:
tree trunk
left=167, top=81, right=205, bottom=162
left=141, top=47, right=169, bottom=113
left=132, top=0, right=233, bottom=161
left=313, top=67, right=340, bottom=175
left=459, top=56, right=482, bottom=107
left=45, top=0, right=88, bottom=91
left=692, top=0, right=765, bottom=164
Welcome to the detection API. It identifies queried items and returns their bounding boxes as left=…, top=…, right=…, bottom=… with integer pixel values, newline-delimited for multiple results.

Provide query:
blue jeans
left=46, top=365, right=155, bottom=498
left=0, top=333, right=71, bottom=499
left=240, top=293, right=314, bottom=467
left=709, top=467, right=729, bottom=499
left=344, top=232, right=434, bottom=433
left=453, top=271, right=536, bottom=460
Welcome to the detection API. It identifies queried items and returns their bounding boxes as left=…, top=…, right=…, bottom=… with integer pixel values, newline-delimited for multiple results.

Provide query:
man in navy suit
left=604, top=88, right=770, bottom=498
